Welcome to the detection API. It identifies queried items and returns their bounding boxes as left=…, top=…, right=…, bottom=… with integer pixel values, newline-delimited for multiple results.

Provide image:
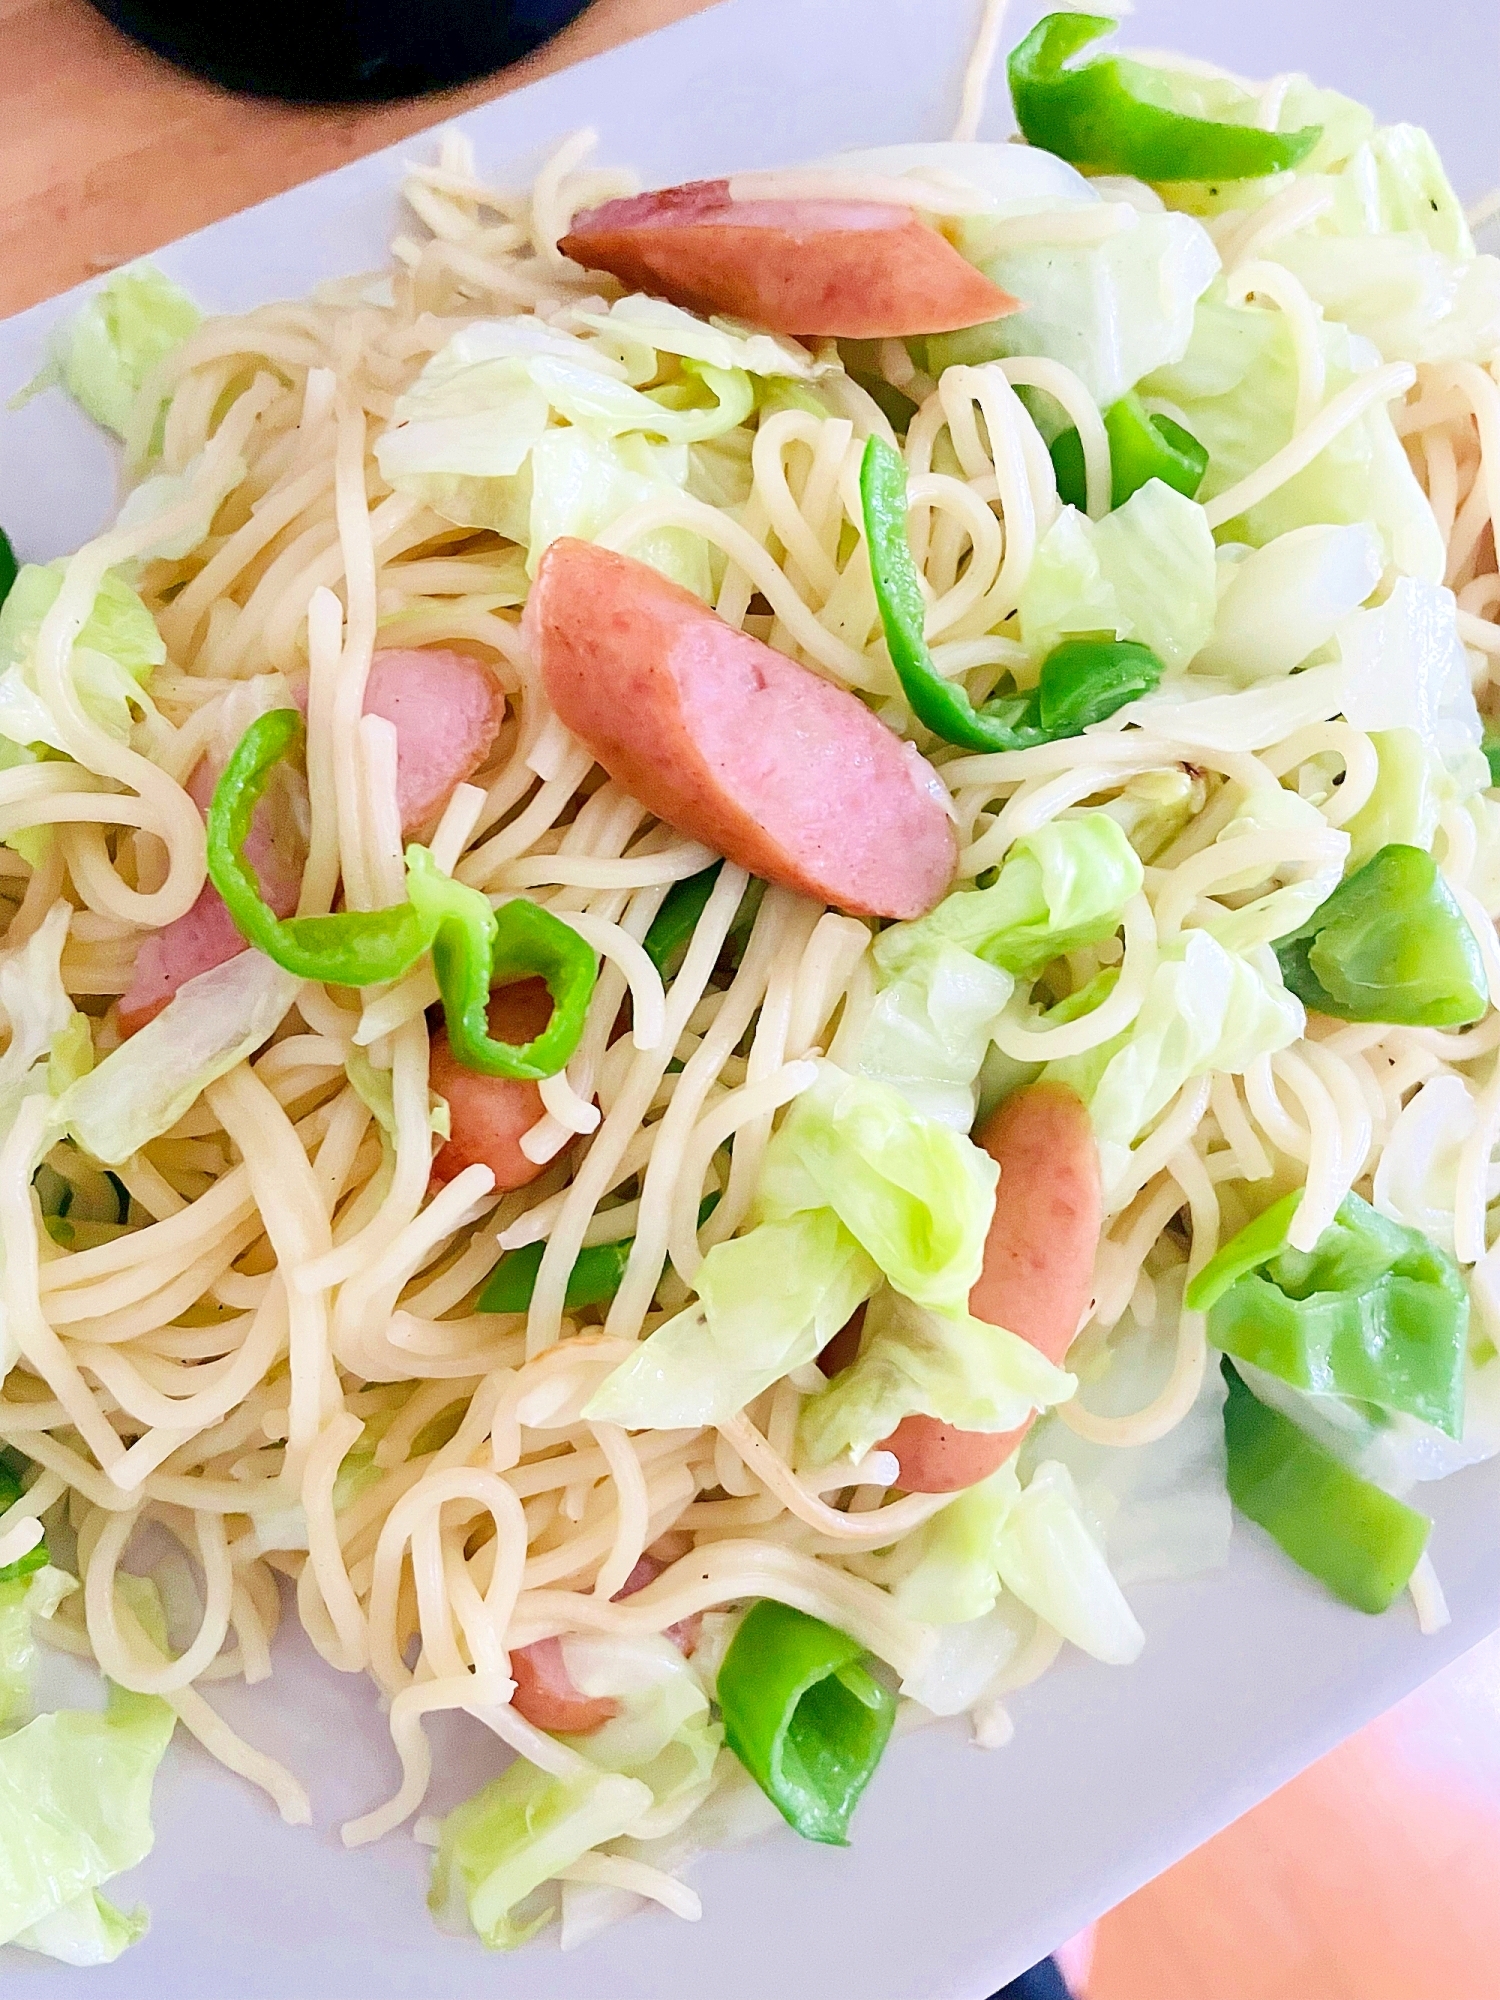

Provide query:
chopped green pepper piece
left=0, top=1457, right=47, bottom=1584
left=717, top=1599, right=896, bottom=1845
left=861, top=436, right=1162, bottom=751
left=1483, top=729, right=1500, bottom=789
left=478, top=1195, right=720, bottom=1316
left=0, top=528, right=17, bottom=612
left=1192, top=1191, right=1468, bottom=1438
left=1222, top=1360, right=1430, bottom=1614
left=208, top=709, right=596, bottom=1079
left=644, top=863, right=724, bottom=978
left=1275, top=842, right=1487, bottom=1027
left=1007, top=14, right=1322, bottom=182
left=409, top=849, right=597, bottom=1082
left=1050, top=393, right=1209, bottom=512
left=479, top=1239, right=632, bottom=1317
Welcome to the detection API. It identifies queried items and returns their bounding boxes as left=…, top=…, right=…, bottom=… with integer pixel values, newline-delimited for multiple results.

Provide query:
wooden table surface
left=0, top=0, right=712, bottom=321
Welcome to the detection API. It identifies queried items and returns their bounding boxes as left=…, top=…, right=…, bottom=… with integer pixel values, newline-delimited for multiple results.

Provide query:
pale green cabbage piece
left=60, top=949, right=300, bottom=1167
left=797, top=1286, right=1074, bottom=1470
left=525, top=429, right=712, bottom=596
left=1199, top=787, right=1349, bottom=954
left=15, top=264, right=200, bottom=437
left=890, top=1464, right=1020, bottom=1626
left=929, top=211, right=1220, bottom=409
left=857, top=816, right=1142, bottom=1129
left=1196, top=524, right=1382, bottom=684
left=559, top=1632, right=723, bottom=1837
left=1344, top=728, right=1445, bottom=866
left=570, top=295, right=838, bottom=382
left=991, top=1460, right=1144, bottom=1665
left=754, top=1064, right=998, bottom=1313
left=1018, top=480, right=1218, bottom=672
left=1046, top=930, right=1305, bottom=1200
left=0, top=1569, right=75, bottom=1731
left=1023, top=1268, right=1232, bottom=1587
left=588, top=1064, right=1000, bottom=1429
left=1337, top=577, right=1488, bottom=799
left=430, top=1762, right=651, bottom=1950
left=584, top=1209, right=878, bottom=1430
left=873, top=816, right=1144, bottom=983
left=1269, top=126, right=1500, bottom=366
left=0, top=562, right=164, bottom=753
left=1140, top=300, right=1443, bottom=580
left=113, top=445, right=248, bottom=564
left=0, top=1683, right=175, bottom=1962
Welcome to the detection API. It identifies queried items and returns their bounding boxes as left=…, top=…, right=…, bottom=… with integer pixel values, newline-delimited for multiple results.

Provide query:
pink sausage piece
left=429, top=979, right=555, bottom=1192
left=862, top=1083, right=1102, bottom=1494
left=509, top=1533, right=701, bottom=1737
left=527, top=539, right=956, bottom=921
left=359, top=647, right=505, bottom=834
left=118, top=754, right=304, bottom=1037
left=509, top=1638, right=620, bottom=1735
left=560, top=179, right=1019, bottom=338
left=120, top=649, right=502, bottom=1037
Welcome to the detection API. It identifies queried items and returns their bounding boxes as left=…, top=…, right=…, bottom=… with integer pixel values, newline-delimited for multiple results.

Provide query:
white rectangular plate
left=2, top=2, right=1497, bottom=1993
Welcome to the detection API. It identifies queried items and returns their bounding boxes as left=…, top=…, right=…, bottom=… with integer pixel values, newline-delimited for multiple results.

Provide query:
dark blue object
left=85, top=0, right=594, bottom=101
left=992, top=1959, right=1074, bottom=2000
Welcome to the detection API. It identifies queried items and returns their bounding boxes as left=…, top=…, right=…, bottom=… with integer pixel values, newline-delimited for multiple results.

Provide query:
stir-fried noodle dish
left=1, top=8, right=1499, bottom=1961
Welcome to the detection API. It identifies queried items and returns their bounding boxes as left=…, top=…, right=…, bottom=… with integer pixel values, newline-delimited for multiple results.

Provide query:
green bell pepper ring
left=407, top=849, right=596, bottom=1082
left=1050, top=392, right=1209, bottom=513
left=860, top=435, right=1163, bottom=751
left=1275, top=842, right=1488, bottom=1028
left=1193, top=1191, right=1468, bottom=1437
left=716, top=1599, right=896, bottom=1845
left=1008, top=14, right=1322, bottom=183
left=0, top=528, right=17, bottom=613
left=207, top=707, right=434, bottom=984
left=1222, top=1360, right=1431, bottom=1615
left=209, top=709, right=596, bottom=1080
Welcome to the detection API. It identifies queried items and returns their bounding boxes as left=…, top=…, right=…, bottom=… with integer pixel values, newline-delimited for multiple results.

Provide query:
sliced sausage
left=429, top=978, right=555, bottom=1190
left=526, top=539, right=956, bottom=921
left=560, top=180, right=1018, bottom=338
left=359, top=647, right=504, bottom=834
left=880, top=1082, right=1101, bottom=1493
left=121, top=649, right=502, bottom=1036
left=118, top=754, right=304, bottom=1037
left=509, top=1637, right=619, bottom=1735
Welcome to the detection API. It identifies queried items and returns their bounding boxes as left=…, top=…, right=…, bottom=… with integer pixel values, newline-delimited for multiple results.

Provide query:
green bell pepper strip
left=1483, top=728, right=1500, bottom=789
left=1050, top=392, right=1209, bottom=513
left=208, top=708, right=596, bottom=1080
left=0, top=527, right=17, bottom=612
left=1221, top=1360, right=1430, bottom=1614
left=407, top=849, right=597, bottom=1082
left=643, top=862, right=724, bottom=978
left=0, top=1459, right=47, bottom=1585
left=1007, top=14, right=1322, bottom=183
left=860, top=435, right=1163, bottom=751
left=478, top=1195, right=720, bottom=1317
left=1191, top=1191, right=1468, bottom=1438
left=1274, top=842, right=1488, bottom=1028
left=717, top=1599, right=896, bottom=1845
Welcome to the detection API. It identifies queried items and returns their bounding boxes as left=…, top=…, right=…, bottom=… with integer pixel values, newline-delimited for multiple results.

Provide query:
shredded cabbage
left=15, top=264, right=200, bottom=438
left=60, top=950, right=300, bottom=1167
left=1047, top=930, right=1305, bottom=1201
left=1018, top=479, right=1219, bottom=672
left=0, top=562, right=164, bottom=752
left=797, top=1286, right=1075, bottom=1469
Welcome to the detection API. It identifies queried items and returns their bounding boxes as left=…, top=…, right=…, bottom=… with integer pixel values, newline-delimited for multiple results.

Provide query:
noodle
left=2, top=46, right=1497, bottom=1956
